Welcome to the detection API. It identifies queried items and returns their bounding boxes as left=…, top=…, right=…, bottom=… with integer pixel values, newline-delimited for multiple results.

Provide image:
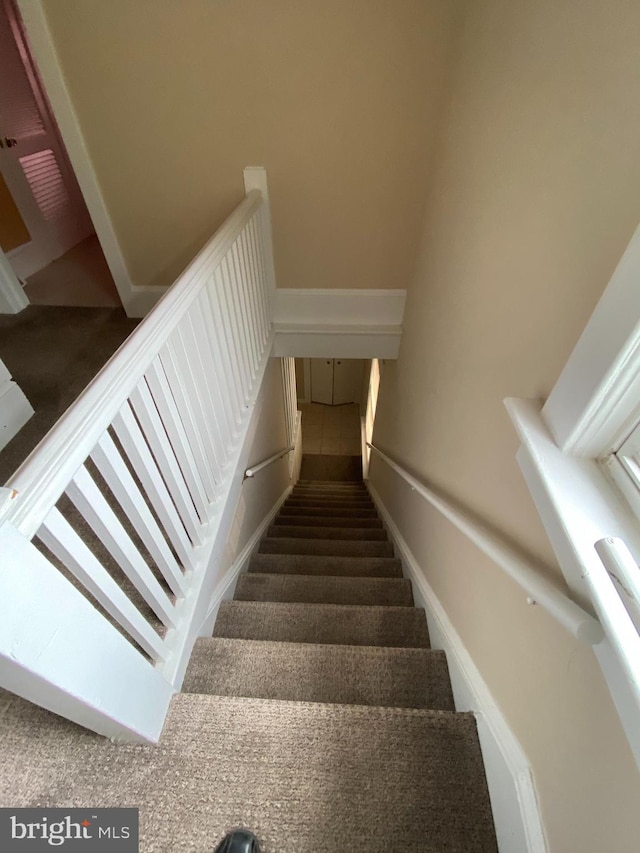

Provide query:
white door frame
left=14, top=1, right=165, bottom=318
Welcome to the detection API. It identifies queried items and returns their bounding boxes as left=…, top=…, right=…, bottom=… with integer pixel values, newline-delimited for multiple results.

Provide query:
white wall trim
left=274, top=288, right=406, bottom=327
left=368, top=481, right=549, bottom=853
left=0, top=251, right=28, bottom=314
left=543, top=222, right=640, bottom=456
left=16, top=0, right=149, bottom=317
left=273, top=327, right=402, bottom=359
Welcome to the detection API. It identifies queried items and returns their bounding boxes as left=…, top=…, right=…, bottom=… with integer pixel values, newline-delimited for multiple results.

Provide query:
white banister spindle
left=155, top=346, right=220, bottom=500
left=167, top=324, right=227, bottom=481
left=39, top=507, right=168, bottom=662
left=0, top=169, right=278, bottom=741
left=66, top=465, right=177, bottom=629
left=244, top=226, right=265, bottom=359
left=112, top=404, right=195, bottom=571
left=246, top=223, right=270, bottom=348
left=145, top=358, right=212, bottom=516
left=231, top=239, right=259, bottom=374
left=91, top=431, right=187, bottom=598
left=237, top=229, right=261, bottom=352
left=248, top=216, right=270, bottom=341
left=181, top=312, right=232, bottom=461
left=221, top=255, right=253, bottom=395
left=212, top=267, right=249, bottom=408
left=192, top=292, right=235, bottom=450
left=129, top=381, right=203, bottom=543
left=204, top=274, right=244, bottom=426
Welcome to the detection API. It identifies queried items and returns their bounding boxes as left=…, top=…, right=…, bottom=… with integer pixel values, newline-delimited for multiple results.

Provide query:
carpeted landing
left=0, top=463, right=498, bottom=852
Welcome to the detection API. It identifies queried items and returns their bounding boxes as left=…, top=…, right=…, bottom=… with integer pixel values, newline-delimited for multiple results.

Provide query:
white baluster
left=66, top=465, right=177, bottom=628
left=39, top=506, right=168, bottom=662
left=145, top=357, right=213, bottom=513
left=112, top=403, right=195, bottom=570
left=185, top=306, right=233, bottom=458
left=165, top=326, right=225, bottom=482
left=129, top=380, right=204, bottom=543
left=248, top=215, right=271, bottom=341
left=220, top=255, right=253, bottom=398
left=230, top=239, right=259, bottom=375
left=91, top=431, right=187, bottom=597
left=200, top=281, right=243, bottom=433
left=212, top=266, right=250, bottom=408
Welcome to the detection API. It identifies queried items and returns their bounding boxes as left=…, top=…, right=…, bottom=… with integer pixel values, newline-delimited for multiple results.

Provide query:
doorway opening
left=0, top=0, right=120, bottom=308
left=295, top=358, right=367, bottom=456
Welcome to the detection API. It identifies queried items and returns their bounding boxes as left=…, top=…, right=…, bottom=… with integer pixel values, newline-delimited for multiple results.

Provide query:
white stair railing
left=0, top=169, right=277, bottom=743
left=367, top=442, right=604, bottom=645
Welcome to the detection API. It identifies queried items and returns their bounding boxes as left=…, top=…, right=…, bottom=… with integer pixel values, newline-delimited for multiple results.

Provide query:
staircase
left=0, top=460, right=498, bottom=850
left=181, top=467, right=498, bottom=850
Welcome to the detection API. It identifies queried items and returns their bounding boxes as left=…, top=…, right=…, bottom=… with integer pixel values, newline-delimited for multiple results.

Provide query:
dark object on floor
left=215, top=829, right=261, bottom=853
left=299, top=453, right=362, bottom=481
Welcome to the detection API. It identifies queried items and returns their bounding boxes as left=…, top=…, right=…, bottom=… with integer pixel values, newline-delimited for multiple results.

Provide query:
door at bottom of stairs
left=310, top=359, right=364, bottom=406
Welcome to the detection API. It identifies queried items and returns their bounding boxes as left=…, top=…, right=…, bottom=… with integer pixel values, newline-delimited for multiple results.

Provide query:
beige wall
left=370, top=0, right=640, bottom=849
left=42, top=0, right=455, bottom=291
left=220, top=358, right=291, bottom=578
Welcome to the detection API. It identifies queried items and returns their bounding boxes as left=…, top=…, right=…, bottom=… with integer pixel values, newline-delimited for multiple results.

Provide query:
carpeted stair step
left=287, top=495, right=374, bottom=507
left=280, top=504, right=379, bottom=518
left=259, top=537, right=394, bottom=557
left=286, top=497, right=375, bottom=510
left=0, top=692, right=497, bottom=851
left=291, top=487, right=370, bottom=498
left=268, top=524, right=387, bottom=540
left=299, top=453, right=362, bottom=481
left=213, top=600, right=430, bottom=647
left=296, top=479, right=368, bottom=488
left=183, top=638, right=455, bottom=710
left=249, top=552, right=402, bottom=577
left=235, top=573, right=413, bottom=606
left=276, top=514, right=382, bottom=529
left=284, top=502, right=375, bottom=513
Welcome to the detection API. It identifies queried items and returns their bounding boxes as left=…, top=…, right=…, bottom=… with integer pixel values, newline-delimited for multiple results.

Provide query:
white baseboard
left=368, top=481, right=549, bottom=853
left=191, top=483, right=293, bottom=648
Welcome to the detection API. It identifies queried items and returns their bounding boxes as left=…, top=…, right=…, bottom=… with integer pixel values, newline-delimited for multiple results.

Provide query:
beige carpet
left=24, top=234, right=121, bottom=308
left=0, top=305, right=138, bottom=484
left=182, top=638, right=455, bottom=710
left=299, top=452, right=362, bottom=481
left=0, top=691, right=495, bottom=852
left=234, top=572, right=414, bottom=605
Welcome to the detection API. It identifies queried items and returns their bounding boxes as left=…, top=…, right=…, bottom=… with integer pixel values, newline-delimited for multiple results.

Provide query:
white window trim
left=505, top=223, right=640, bottom=769
left=543, top=223, right=640, bottom=458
